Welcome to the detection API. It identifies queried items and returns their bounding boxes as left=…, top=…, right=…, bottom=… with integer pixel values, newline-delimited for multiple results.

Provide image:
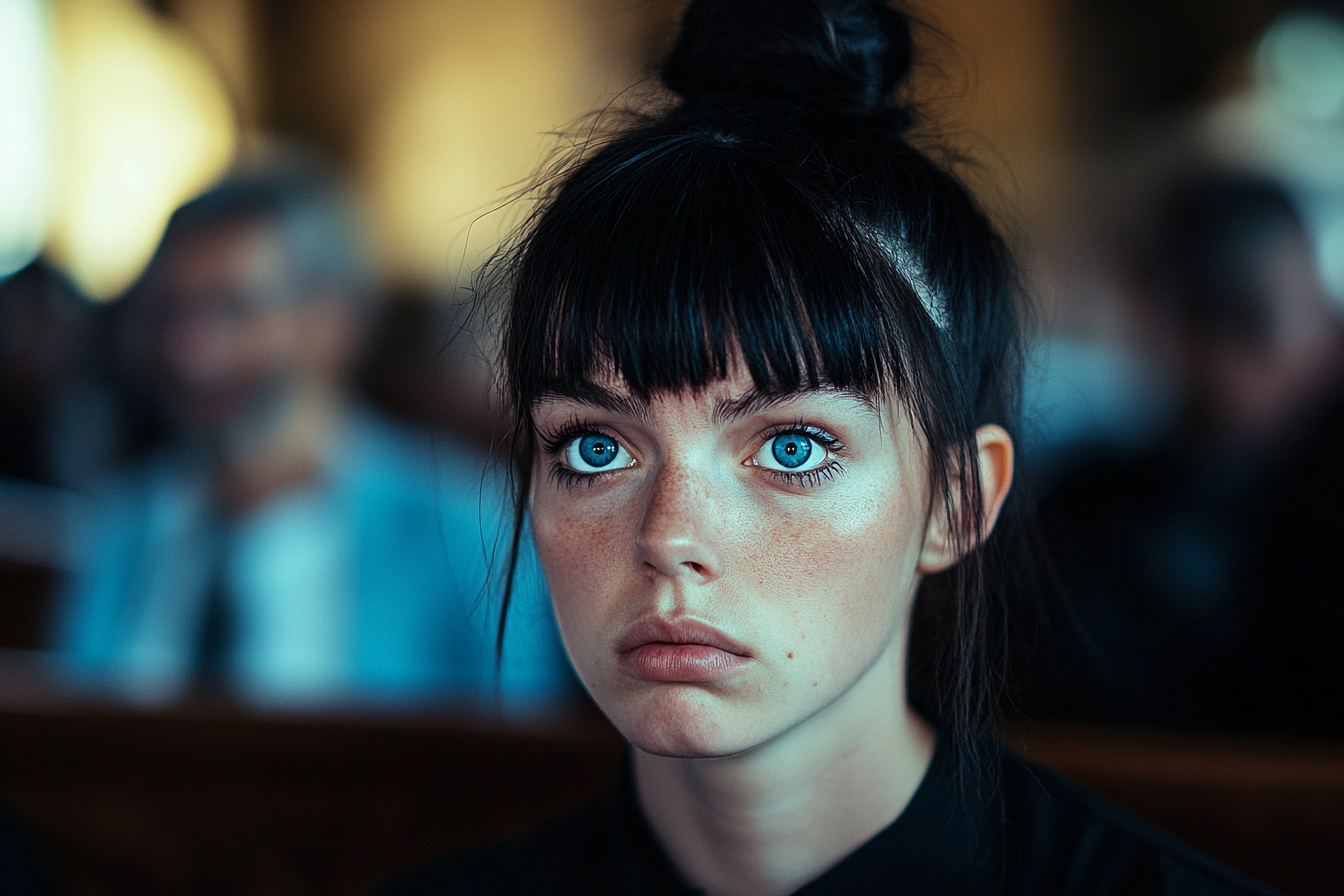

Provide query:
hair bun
left=662, top=0, right=914, bottom=124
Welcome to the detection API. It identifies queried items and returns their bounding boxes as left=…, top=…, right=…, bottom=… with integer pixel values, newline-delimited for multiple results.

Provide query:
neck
left=633, top=642, right=935, bottom=896
left=213, top=382, right=345, bottom=514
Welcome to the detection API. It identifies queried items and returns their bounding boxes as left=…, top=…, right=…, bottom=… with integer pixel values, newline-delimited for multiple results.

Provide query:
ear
left=918, top=424, right=1015, bottom=574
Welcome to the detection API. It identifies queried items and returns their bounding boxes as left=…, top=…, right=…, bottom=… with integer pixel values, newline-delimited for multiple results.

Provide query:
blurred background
left=2, top=0, right=1344, bottom=893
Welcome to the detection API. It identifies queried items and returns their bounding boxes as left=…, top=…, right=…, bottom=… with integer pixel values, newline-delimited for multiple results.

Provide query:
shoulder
left=80, top=450, right=182, bottom=507
left=65, top=451, right=201, bottom=565
left=341, top=411, right=444, bottom=481
left=342, top=410, right=502, bottom=506
left=0, top=800, right=47, bottom=896
left=372, top=796, right=612, bottom=896
left=994, top=747, right=1277, bottom=895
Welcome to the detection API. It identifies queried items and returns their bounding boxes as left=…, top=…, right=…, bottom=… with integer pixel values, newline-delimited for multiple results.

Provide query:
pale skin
left=530, top=364, right=1013, bottom=896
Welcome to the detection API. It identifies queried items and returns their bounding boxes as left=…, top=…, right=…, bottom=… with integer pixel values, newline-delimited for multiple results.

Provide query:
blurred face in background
left=133, top=216, right=353, bottom=447
left=137, top=217, right=297, bottom=440
left=1188, top=225, right=1337, bottom=447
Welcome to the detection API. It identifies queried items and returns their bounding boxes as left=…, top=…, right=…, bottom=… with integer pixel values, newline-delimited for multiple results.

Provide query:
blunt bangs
left=503, top=132, right=945, bottom=414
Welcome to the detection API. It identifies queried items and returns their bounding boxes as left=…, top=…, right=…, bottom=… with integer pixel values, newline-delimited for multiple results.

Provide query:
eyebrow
left=533, top=382, right=653, bottom=425
left=534, top=382, right=880, bottom=425
left=711, top=387, right=881, bottom=425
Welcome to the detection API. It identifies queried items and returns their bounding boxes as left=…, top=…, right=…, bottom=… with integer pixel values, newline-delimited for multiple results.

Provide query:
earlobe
left=917, top=425, right=1014, bottom=574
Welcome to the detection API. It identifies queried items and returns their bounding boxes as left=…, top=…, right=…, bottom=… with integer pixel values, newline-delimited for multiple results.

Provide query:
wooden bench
left=1, top=680, right=1339, bottom=894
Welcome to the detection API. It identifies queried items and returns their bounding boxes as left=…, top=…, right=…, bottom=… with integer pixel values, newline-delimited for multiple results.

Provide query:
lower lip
left=618, top=644, right=750, bottom=682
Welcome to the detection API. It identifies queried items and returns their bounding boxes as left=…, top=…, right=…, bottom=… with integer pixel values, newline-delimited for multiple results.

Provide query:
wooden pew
left=1, top=682, right=1340, bottom=894
left=0, top=698, right=621, bottom=895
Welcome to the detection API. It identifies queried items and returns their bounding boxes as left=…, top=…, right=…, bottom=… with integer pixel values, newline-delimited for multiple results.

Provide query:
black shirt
left=0, top=801, right=48, bottom=896
left=378, top=737, right=1275, bottom=895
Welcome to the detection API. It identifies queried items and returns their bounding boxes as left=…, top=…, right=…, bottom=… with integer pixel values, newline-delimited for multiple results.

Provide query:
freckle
left=812, top=681, right=818, bottom=687
left=786, top=652, right=793, bottom=659
left=800, top=632, right=806, bottom=641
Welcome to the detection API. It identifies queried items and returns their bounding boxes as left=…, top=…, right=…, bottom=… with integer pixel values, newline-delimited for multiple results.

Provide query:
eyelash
left=537, top=418, right=623, bottom=489
left=757, top=422, right=847, bottom=488
left=534, top=418, right=847, bottom=489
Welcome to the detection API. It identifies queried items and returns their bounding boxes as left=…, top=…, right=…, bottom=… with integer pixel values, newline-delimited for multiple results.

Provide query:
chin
left=609, top=684, right=763, bottom=759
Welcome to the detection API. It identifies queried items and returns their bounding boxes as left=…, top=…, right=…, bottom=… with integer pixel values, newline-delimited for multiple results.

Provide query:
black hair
left=487, top=0, right=1025, bottom=765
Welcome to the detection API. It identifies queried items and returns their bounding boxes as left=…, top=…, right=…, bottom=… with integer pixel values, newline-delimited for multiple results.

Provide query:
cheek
left=739, top=477, right=925, bottom=661
left=257, top=315, right=300, bottom=371
left=531, top=482, right=638, bottom=629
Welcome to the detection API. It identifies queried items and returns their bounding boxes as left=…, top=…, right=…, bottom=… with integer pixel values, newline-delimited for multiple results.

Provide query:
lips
left=616, top=617, right=752, bottom=682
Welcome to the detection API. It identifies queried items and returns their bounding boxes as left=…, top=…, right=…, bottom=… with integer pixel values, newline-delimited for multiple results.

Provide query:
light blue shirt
left=56, top=411, right=574, bottom=712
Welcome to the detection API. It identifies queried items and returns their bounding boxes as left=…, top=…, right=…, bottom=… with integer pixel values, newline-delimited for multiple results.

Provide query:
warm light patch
left=45, top=0, right=236, bottom=299
left=360, top=0, right=613, bottom=288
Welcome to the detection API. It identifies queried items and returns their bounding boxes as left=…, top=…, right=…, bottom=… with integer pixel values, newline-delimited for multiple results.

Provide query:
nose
left=636, top=462, right=727, bottom=584
left=161, top=315, right=232, bottom=386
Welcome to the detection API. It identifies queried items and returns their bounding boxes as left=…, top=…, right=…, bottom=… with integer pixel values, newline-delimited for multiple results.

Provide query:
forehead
left=147, top=218, right=289, bottom=298
left=531, top=364, right=884, bottom=425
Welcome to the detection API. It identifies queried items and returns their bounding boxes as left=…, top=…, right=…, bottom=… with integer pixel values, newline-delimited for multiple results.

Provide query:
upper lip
left=616, top=616, right=752, bottom=657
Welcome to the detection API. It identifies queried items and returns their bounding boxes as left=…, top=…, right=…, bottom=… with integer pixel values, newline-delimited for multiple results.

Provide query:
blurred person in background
left=0, top=264, right=132, bottom=655
left=1025, top=171, right=1344, bottom=731
left=54, top=157, right=572, bottom=710
left=0, top=262, right=125, bottom=492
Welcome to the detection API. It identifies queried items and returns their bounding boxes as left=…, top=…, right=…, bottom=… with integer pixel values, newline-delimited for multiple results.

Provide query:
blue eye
left=579, top=434, right=617, bottom=467
left=753, top=431, right=828, bottom=473
left=564, top=432, right=632, bottom=473
left=772, top=433, right=812, bottom=468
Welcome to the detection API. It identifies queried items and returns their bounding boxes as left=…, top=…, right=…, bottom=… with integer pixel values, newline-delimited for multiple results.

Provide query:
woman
left=385, top=1, right=1273, bottom=892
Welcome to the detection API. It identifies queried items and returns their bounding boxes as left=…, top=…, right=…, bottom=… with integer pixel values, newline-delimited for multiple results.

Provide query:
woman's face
left=530, top=366, right=937, bottom=758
